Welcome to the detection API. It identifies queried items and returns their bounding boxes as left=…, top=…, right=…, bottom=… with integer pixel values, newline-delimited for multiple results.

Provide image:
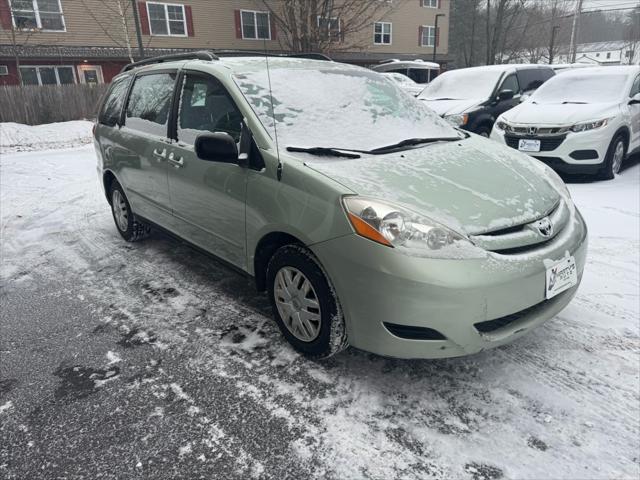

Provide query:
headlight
left=444, top=113, right=468, bottom=127
left=342, top=197, right=486, bottom=258
left=496, top=120, right=512, bottom=132
left=570, top=118, right=609, bottom=133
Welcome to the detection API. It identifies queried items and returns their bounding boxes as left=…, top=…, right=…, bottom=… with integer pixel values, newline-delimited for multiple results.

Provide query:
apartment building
left=0, top=0, right=450, bottom=86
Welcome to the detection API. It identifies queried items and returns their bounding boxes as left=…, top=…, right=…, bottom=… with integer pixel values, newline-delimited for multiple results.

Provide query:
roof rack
left=121, top=50, right=219, bottom=72
left=213, top=50, right=332, bottom=61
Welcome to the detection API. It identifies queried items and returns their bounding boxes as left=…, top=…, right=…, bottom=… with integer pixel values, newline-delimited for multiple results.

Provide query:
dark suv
left=419, top=65, right=555, bottom=137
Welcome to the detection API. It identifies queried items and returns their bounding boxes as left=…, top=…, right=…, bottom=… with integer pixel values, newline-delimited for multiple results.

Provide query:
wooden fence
left=0, top=83, right=109, bottom=125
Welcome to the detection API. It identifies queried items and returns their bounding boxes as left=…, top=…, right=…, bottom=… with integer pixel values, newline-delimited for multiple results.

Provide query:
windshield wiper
left=562, top=101, right=588, bottom=104
left=425, top=97, right=460, bottom=101
left=369, top=137, right=461, bottom=154
left=286, top=146, right=362, bottom=159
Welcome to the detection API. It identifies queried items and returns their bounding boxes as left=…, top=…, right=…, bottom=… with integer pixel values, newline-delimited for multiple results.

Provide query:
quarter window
left=177, top=74, right=243, bottom=145
left=241, top=10, right=270, bottom=40
left=99, top=75, right=132, bottom=127
left=374, top=22, right=392, bottom=45
left=19, top=65, right=75, bottom=85
left=147, top=2, right=186, bottom=36
left=11, top=0, right=65, bottom=31
left=125, top=72, right=177, bottom=137
left=421, top=26, right=436, bottom=47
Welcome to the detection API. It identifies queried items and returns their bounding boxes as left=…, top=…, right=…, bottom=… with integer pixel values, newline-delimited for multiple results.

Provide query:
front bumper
left=490, top=125, right=614, bottom=174
left=311, top=209, right=588, bottom=359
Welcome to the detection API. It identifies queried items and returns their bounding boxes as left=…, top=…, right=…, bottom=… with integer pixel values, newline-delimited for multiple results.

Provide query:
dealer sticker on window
left=545, top=256, right=578, bottom=299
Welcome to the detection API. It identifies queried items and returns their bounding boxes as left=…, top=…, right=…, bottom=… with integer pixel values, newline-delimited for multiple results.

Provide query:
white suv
left=491, top=66, right=640, bottom=180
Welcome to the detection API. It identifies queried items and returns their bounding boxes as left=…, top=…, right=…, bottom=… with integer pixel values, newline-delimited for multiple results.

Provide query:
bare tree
left=1, top=22, right=41, bottom=85
left=78, top=0, right=135, bottom=62
left=256, top=0, right=405, bottom=53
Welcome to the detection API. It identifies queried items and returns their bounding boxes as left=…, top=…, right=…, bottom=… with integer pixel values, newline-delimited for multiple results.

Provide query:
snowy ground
left=0, top=126, right=639, bottom=479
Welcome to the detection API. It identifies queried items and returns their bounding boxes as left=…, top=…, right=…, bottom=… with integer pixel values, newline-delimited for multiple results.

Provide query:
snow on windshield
left=532, top=74, right=628, bottom=104
left=233, top=68, right=460, bottom=151
left=419, top=69, right=502, bottom=101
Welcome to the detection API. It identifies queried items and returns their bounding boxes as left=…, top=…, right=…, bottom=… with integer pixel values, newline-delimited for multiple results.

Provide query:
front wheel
left=476, top=125, right=492, bottom=138
left=599, top=134, right=626, bottom=180
left=266, top=245, right=348, bottom=359
left=109, top=181, right=150, bottom=242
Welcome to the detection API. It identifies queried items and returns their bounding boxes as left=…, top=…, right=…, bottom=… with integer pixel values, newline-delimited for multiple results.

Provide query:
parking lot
left=0, top=130, right=638, bottom=479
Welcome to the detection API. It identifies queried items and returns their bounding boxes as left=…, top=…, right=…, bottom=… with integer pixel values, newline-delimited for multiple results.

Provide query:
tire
left=598, top=134, right=627, bottom=180
left=476, top=124, right=492, bottom=138
left=109, top=180, right=150, bottom=242
left=266, top=244, right=348, bottom=359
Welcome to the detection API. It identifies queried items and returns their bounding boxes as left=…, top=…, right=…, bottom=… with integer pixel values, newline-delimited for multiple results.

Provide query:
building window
left=318, top=16, right=340, bottom=41
left=421, top=26, right=436, bottom=47
left=0, top=65, right=8, bottom=76
left=374, top=22, right=392, bottom=45
left=19, top=66, right=76, bottom=86
left=241, top=10, right=270, bottom=40
left=147, top=2, right=186, bottom=36
left=422, top=0, right=438, bottom=8
left=606, top=52, right=611, bottom=59
left=11, top=0, right=65, bottom=31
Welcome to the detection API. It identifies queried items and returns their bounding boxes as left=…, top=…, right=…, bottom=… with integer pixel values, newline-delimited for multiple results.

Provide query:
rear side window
left=125, top=72, right=177, bottom=137
left=518, top=68, right=553, bottom=93
left=99, top=75, right=131, bottom=127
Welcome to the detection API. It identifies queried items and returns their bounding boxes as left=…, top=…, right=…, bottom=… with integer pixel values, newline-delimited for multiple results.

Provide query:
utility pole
left=432, top=13, right=445, bottom=63
left=569, top=0, right=583, bottom=63
left=131, top=0, right=145, bottom=59
left=549, top=25, right=560, bottom=64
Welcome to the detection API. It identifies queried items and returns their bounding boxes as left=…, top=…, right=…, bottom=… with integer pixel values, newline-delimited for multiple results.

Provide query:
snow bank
left=0, top=120, right=94, bottom=154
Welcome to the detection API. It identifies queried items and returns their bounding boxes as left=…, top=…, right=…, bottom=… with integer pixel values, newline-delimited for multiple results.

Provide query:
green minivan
left=95, top=52, right=587, bottom=359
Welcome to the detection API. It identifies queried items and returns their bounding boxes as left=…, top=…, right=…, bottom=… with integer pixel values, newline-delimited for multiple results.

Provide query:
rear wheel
left=109, top=181, right=150, bottom=242
left=599, top=134, right=626, bottom=180
left=266, top=245, right=348, bottom=359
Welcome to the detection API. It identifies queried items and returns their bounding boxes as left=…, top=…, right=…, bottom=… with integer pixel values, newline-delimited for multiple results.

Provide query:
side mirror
left=497, top=89, right=515, bottom=101
left=629, top=93, right=640, bottom=105
left=195, top=132, right=238, bottom=163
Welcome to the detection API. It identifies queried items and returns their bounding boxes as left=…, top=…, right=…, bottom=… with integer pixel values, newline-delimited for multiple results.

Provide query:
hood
left=302, top=135, right=560, bottom=235
left=420, top=98, right=484, bottom=116
left=502, top=101, right=619, bottom=125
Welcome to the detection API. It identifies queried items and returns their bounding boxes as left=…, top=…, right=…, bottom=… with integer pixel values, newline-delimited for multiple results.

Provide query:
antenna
left=263, top=40, right=283, bottom=181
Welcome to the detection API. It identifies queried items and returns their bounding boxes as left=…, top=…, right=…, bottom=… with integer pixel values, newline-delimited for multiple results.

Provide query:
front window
left=125, top=72, right=177, bottom=137
left=241, top=10, right=270, bottom=40
left=147, top=2, right=186, bottom=36
left=421, top=26, right=436, bottom=47
left=374, top=22, right=392, bottom=45
left=420, top=69, right=503, bottom=100
left=19, top=65, right=75, bottom=86
left=234, top=67, right=459, bottom=152
left=531, top=74, right=629, bottom=104
left=11, top=0, right=65, bottom=31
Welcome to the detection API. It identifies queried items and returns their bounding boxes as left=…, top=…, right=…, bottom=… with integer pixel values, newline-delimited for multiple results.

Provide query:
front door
left=77, top=65, right=104, bottom=85
left=494, top=73, right=521, bottom=118
left=118, top=70, right=177, bottom=223
left=167, top=72, right=247, bottom=268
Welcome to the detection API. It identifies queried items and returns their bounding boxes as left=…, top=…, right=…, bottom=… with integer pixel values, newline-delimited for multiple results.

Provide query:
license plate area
left=519, top=139, right=541, bottom=152
left=546, top=256, right=578, bottom=299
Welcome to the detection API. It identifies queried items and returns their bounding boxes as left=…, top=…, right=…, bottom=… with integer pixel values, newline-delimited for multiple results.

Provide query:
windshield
left=531, top=74, right=627, bottom=104
left=419, top=69, right=502, bottom=100
left=233, top=67, right=460, bottom=152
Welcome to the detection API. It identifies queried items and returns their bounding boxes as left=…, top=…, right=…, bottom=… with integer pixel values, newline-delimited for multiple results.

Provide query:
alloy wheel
left=112, top=189, right=128, bottom=232
left=273, top=267, right=322, bottom=342
left=612, top=139, right=625, bottom=175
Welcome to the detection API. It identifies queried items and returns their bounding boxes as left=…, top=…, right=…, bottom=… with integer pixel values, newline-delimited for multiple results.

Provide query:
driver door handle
left=168, top=152, right=184, bottom=168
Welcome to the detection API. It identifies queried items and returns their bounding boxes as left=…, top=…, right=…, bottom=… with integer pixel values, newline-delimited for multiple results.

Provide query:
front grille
left=383, top=322, right=446, bottom=340
left=470, top=200, right=569, bottom=254
left=505, top=135, right=566, bottom=152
